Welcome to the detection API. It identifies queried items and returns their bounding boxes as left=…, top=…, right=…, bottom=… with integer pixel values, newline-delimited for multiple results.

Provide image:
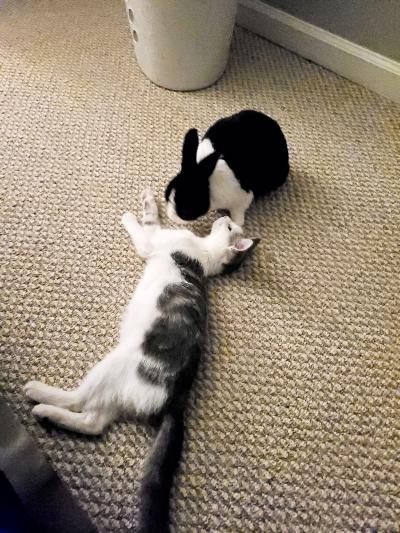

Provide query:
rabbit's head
left=165, top=129, right=219, bottom=224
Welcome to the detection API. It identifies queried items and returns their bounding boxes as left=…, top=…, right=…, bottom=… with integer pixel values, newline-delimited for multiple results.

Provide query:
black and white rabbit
left=165, top=109, right=289, bottom=226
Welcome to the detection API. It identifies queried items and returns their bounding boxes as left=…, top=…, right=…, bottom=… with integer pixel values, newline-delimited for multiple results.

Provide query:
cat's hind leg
left=31, top=405, right=115, bottom=435
left=24, top=381, right=82, bottom=412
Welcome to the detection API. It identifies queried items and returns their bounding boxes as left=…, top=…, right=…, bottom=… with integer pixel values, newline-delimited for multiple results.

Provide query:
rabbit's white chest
left=197, top=138, right=253, bottom=217
left=209, top=160, right=248, bottom=211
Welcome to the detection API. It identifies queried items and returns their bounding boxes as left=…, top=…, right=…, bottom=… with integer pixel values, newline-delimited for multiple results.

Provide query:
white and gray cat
left=24, top=188, right=259, bottom=533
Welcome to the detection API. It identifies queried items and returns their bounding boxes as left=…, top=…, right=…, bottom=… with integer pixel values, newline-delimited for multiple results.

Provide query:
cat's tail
left=136, top=408, right=184, bottom=533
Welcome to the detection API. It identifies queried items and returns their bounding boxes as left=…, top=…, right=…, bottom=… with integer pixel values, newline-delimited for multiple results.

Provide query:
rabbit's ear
left=198, top=151, right=219, bottom=178
left=181, top=129, right=199, bottom=171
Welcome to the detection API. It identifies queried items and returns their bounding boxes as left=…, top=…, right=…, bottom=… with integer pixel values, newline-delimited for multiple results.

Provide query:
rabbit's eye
left=227, top=224, right=232, bottom=231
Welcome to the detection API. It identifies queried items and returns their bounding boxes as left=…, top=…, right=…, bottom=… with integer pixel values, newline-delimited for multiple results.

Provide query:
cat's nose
left=228, top=219, right=243, bottom=235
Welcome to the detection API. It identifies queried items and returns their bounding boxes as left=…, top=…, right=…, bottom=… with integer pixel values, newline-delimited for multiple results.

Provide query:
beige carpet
left=1, top=1, right=399, bottom=531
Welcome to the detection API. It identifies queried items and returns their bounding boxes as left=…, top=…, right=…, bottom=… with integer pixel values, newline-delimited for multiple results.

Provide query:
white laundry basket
left=124, top=0, right=238, bottom=91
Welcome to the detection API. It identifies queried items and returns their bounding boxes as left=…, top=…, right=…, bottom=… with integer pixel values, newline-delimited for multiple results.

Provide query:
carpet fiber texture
left=1, top=1, right=399, bottom=531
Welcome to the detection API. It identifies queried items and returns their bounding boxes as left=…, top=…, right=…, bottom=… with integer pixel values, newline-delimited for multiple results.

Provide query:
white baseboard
left=237, top=0, right=400, bottom=104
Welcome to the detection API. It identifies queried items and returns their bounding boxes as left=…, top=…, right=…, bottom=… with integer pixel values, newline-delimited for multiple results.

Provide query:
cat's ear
left=223, top=238, right=260, bottom=274
left=181, top=128, right=199, bottom=171
left=197, top=151, right=219, bottom=178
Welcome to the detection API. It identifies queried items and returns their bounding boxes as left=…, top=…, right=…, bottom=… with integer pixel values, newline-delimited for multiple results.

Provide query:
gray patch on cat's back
left=137, top=360, right=168, bottom=386
left=172, top=251, right=204, bottom=284
left=140, top=252, right=208, bottom=388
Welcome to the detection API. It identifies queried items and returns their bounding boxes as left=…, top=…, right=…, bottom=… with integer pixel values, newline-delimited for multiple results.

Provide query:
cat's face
left=210, top=216, right=242, bottom=245
left=205, top=216, right=259, bottom=276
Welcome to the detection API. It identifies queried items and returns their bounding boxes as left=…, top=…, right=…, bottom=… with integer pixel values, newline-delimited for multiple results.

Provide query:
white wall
left=264, top=0, right=400, bottom=61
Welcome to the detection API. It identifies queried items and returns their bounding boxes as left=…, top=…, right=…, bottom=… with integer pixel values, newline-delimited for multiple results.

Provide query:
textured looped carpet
left=1, top=1, right=399, bottom=531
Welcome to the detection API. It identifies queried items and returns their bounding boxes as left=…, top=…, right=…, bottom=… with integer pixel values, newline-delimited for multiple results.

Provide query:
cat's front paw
left=121, top=212, right=137, bottom=231
left=140, top=187, right=154, bottom=205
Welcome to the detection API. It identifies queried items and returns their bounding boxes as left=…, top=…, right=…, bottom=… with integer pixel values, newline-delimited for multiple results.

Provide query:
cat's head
left=204, top=216, right=260, bottom=276
left=165, top=129, right=218, bottom=224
